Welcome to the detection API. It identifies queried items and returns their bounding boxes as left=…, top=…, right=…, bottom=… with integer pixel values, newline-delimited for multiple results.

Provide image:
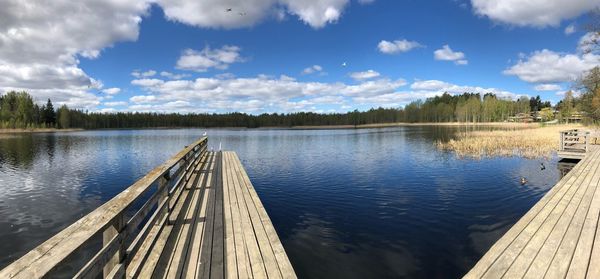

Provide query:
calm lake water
left=0, top=127, right=563, bottom=278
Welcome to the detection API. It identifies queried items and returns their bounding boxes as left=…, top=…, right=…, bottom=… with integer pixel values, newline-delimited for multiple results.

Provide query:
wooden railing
left=559, top=129, right=590, bottom=153
left=0, top=137, right=208, bottom=279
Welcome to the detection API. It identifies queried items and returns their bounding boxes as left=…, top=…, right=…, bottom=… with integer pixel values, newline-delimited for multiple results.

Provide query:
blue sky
left=2, top=0, right=600, bottom=113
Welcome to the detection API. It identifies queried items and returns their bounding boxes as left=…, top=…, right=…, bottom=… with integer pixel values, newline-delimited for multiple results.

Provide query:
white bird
left=202, top=132, right=207, bottom=136
left=342, top=62, right=347, bottom=67
left=219, top=142, right=222, bottom=151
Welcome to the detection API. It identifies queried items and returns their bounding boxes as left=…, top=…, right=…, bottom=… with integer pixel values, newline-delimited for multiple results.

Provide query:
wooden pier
left=0, top=137, right=296, bottom=279
left=465, top=131, right=600, bottom=278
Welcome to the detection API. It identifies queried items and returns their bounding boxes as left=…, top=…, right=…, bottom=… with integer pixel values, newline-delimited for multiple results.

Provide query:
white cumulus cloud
left=160, top=71, right=191, bottom=79
left=565, top=23, right=576, bottom=35
left=176, top=45, right=244, bottom=72
left=132, top=70, right=157, bottom=78
left=504, top=49, right=600, bottom=83
left=470, top=0, right=600, bottom=27
left=104, top=101, right=128, bottom=107
left=349, top=70, right=380, bottom=81
left=102, top=88, right=121, bottom=95
left=130, top=95, right=158, bottom=104
left=534, top=84, right=563, bottom=91
left=378, top=39, right=423, bottom=54
left=302, top=65, right=324, bottom=75
left=156, top=0, right=351, bottom=29
left=434, top=45, right=468, bottom=65
left=0, top=0, right=149, bottom=109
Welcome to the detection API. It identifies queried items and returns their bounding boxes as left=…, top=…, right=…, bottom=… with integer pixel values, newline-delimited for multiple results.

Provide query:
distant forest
left=0, top=90, right=565, bottom=130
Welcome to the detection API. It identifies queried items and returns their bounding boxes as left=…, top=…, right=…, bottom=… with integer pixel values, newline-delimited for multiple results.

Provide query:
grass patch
left=436, top=124, right=590, bottom=159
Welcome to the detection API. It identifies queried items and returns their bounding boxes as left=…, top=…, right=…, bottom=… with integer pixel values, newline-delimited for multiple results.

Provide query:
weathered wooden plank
left=125, top=208, right=169, bottom=278
left=103, top=214, right=125, bottom=277
left=162, top=152, right=212, bottom=278
left=137, top=153, right=205, bottom=278
left=151, top=152, right=206, bottom=278
left=125, top=151, right=207, bottom=278
left=588, top=219, right=600, bottom=278
left=198, top=152, right=220, bottom=278
left=221, top=152, right=239, bottom=279
left=232, top=153, right=296, bottom=279
left=106, top=263, right=125, bottom=279
left=464, top=150, right=596, bottom=278
left=228, top=153, right=269, bottom=278
left=210, top=152, right=225, bottom=279
left=566, top=174, right=600, bottom=278
left=546, top=151, right=600, bottom=278
left=225, top=152, right=252, bottom=279
left=229, top=152, right=268, bottom=278
left=506, top=150, right=600, bottom=278
left=230, top=152, right=283, bottom=279
left=134, top=213, right=174, bottom=278
left=181, top=151, right=214, bottom=278
left=482, top=156, right=593, bottom=278
left=74, top=232, right=125, bottom=279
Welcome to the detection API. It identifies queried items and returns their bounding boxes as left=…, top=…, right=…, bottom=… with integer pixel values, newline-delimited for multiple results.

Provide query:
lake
left=0, top=127, right=562, bottom=278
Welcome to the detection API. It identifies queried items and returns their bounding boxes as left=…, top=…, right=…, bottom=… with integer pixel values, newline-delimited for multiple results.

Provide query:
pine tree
left=43, top=99, right=56, bottom=126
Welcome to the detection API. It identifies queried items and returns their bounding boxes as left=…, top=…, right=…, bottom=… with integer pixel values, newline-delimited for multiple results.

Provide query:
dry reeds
left=436, top=124, right=587, bottom=159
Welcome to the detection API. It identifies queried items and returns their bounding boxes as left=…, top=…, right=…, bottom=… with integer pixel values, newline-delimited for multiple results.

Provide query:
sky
left=2, top=0, right=600, bottom=114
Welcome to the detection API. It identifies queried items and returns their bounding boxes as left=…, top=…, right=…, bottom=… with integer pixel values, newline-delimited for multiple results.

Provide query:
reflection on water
left=0, top=127, right=562, bottom=278
left=557, top=159, right=579, bottom=178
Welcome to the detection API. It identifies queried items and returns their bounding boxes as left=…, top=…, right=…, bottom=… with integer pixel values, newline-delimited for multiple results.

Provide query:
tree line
left=1, top=90, right=563, bottom=130
left=0, top=91, right=56, bottom=129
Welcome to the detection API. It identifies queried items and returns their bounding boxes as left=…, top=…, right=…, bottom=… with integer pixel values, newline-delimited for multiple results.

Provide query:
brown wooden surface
left=0, top=137, right=207, bottom=279
left=0, top=138, right=296, bottom=278
left=465, top=146, right=600, bottom=279
left=137, top=151, right=296, bottom=278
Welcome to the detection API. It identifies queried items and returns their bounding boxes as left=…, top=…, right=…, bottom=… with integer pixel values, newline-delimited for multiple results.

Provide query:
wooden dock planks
left=0, top=138, right=296, bottom=279
left=135, top=151, right=296, bottom=279
left=465, top=146, right=600, bottom=279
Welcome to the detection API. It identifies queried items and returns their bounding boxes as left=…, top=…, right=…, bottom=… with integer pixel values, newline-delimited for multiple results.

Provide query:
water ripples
left=0, top=127, right=563, bottom=278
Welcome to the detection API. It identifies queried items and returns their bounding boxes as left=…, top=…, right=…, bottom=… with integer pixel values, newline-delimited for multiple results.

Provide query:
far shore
left=287, top=122, right=541, bottom=130
left=0, top=122, right=571, bottom=135
left=0, top=128, right=84, bottom=134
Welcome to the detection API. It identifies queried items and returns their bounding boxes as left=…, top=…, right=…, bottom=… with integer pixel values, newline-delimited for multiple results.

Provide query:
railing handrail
left=0, top=137, right=208, bottom=279
left=559, top=129, right=590, bottom=152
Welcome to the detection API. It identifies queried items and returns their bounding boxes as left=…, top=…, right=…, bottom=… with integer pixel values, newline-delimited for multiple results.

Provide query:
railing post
left=559, top=131, right=564, bottom=151
left=586, top=132, right=590, bottom=153
left=103, top=213, right=125, bottom=278
left=158, top=173, right=169, bottom=215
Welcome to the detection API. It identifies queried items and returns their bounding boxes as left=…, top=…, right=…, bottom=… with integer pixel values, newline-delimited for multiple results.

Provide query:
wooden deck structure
left=557, top=129, right=591, bottom=160
left=465, top=137, right=600, bottom=278
left=0, top=137, right=296, bottom=279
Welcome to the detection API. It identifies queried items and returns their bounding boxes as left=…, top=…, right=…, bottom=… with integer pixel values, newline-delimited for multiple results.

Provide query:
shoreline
left=0, top=122, right=553, bottom=134
left=0, top=128, right=84, bottom=134
left=287, top=122, right=540, bottom=130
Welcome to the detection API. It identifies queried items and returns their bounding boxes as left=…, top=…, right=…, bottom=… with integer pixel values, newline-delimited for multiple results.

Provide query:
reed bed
left=437, top=124, right=587, bottom=159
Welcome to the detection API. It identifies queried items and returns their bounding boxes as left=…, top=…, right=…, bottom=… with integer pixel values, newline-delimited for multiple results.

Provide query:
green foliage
left=57, top=105, right=70, bottom=129
left=1, top=91, right=557, bottom=129
left=539, top=107, right=554, bottom=121
left=42, top=99, right=56, bottom=126
left=569, top=66, right=600, bottom=121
